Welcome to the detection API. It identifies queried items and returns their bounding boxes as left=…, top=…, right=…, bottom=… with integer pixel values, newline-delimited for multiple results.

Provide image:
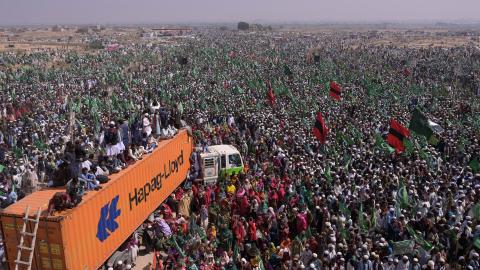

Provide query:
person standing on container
left=143, top=113, right=152, bottom=145
left=105, top=121, right=120, bottom=157
left=119, top=117, right=131, bottom=159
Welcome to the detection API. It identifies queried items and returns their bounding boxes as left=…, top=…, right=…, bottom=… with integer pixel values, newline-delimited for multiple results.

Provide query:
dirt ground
left=133, top=246, right=153, bottom=270
left=0, top=27, right=142, bottom=53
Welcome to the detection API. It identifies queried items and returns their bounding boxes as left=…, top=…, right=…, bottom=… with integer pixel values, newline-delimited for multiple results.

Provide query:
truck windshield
left=228, top=154, right=242, bottom=167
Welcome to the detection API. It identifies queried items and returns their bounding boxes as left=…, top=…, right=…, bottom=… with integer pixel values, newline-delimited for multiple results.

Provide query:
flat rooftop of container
left=1, top=130, right=187, bottom=220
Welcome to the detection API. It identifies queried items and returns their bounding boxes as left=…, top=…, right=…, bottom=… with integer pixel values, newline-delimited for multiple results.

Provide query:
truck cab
left=200, top=145, right=244, bottom=184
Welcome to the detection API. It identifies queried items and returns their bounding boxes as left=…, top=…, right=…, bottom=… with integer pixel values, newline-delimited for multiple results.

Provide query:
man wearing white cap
left=357, top=255, right=373, bottom=270
left=396, top=255, right=409, bottom=270
left=411, top=258, right=421, bottom=270
left=143, top=113, right=152, bottom=137
left=309, top=253, right=321, bottom=270
left=469, top=253, right=479, bottom=269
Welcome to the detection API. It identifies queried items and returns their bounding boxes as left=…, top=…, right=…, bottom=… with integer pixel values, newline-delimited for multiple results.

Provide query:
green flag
left=472, top=202, right=480, bottom=220
left=233, top=242, right=239, bottom=263
left=419, top=148, right=429, bottom=161
left=474, top=237, right=480, bottom=249
left=458, top=137, right=468, bottom=152
left=70, top=99, right=81, bottom=113
left=428, top=134, right=440, bottom=146
left=34, top=139, right=48, bottom=152
left=0, top=164, right=5, bottom=173
left=170, top=236, right=185, bottom=257
left=358, top=204, right=368, bottom=232
left=364, top=77, right=383, bottom=97
left=233, top=85, right=244, bottom=94
left=398, top=180, right=410, bottom=208
left=284, top=64, right=293, bottom=76
left=325, top=165, right=332, bottom=186
left=344, top=155, right=352, bottom=170
left=404, top=139, right=414, bottom=156
left=409, top=109, right=433, bottom=138
left=391, top=240, right=415, bottom=255
left=469, top=157, right=480, bottom=173
left=339, top=201, right=350, bottom=218
left=339, top=223, right=349, bottom=240
left=12, top=146, right=22, bottom=159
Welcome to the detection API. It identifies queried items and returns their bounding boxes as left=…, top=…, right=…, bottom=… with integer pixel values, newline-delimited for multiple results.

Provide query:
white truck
left=199, top=145, right=244, bottom=184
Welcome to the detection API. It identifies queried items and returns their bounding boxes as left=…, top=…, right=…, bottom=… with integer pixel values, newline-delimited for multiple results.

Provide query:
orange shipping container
left=1, top=130, right=193, bottom=270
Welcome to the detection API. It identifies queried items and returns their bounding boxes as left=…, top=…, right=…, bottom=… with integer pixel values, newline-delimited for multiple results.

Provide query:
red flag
left=312, top=112, right=328, bottom=144
left=266, top=81, right=276, bottom=106
left=329, top=81, right=341, bottom=100
left=228, top=51, right=237, bottom=58
left=387, top=119, right=410, bottom=153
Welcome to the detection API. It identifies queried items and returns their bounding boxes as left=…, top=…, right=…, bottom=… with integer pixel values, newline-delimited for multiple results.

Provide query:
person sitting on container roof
left=125, top=144, right=139, bottom=164
left=145, top=135, right=158, bottom=153
left=66, top=176, right=86, bottom=206
left=79, top=167, right=101, bottom=191
left=94, top=159, right=110, bottom=183
left=4, top=187, right=18, bottom=207
left=47, top=192, right=72, bottom=215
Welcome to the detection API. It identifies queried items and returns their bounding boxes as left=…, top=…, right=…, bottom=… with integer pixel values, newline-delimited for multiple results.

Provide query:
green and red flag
left=329, top=81, right=342, bottom=100
left=387, top=119, right=410, bottom=153
left=312, top=112, right=328, bottom=144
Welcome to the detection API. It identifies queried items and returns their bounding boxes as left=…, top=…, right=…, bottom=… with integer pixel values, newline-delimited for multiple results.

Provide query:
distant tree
left=237, top=22, right=250, bottom=31
left=178, top=56, right=188, bottom=65
left=219, top=26, right=229, bottom=31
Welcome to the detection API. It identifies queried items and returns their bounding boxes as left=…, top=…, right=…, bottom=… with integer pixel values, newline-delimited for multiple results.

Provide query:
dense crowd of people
left=0, top=29, right=480, bottom=269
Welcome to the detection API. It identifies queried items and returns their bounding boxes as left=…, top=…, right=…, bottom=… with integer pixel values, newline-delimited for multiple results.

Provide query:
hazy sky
left=0, top=0, right=479, bottom=25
